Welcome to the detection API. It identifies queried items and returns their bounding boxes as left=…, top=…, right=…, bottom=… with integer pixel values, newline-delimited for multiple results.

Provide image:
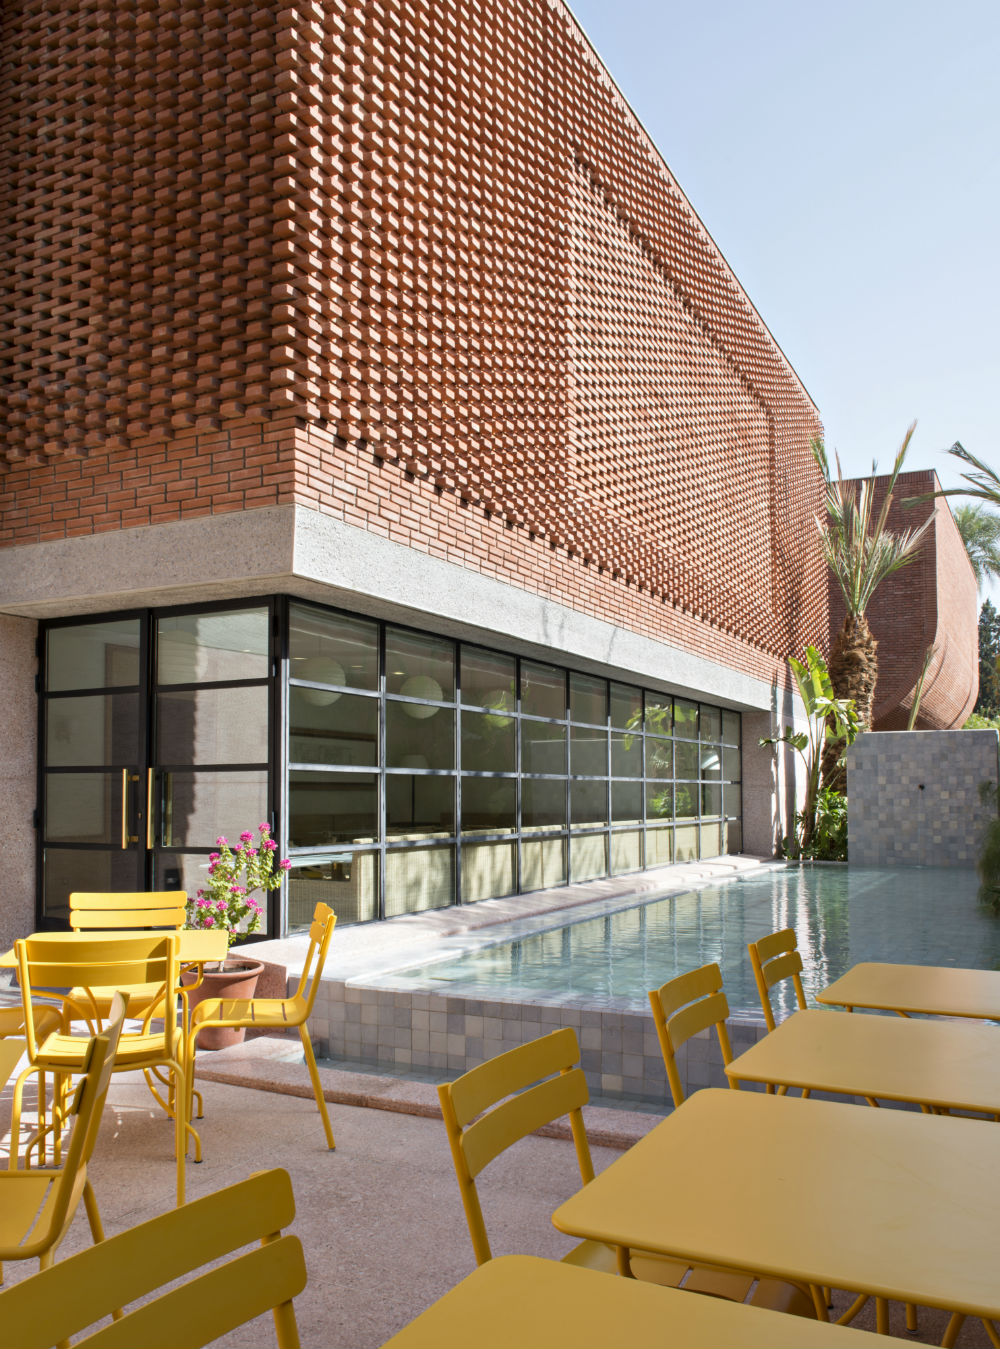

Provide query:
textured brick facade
left=2, top=0, right=826, bottom=682
left=828, top=470, right=978, bottom=730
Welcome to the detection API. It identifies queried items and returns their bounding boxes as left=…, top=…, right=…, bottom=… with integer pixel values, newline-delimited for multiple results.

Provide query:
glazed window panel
left=385, top=628, right=455, bottom=702
left=460, top=777, right=516, bottom=834
left=289, top=689, right=378, bottom=768
left=699, top=744, right=723, bottom=780
left=386, top=774, right=455, bottom=837
left=611, top=732, right=642, bottom=778
left=570, top=724, right=607, bottom=777
left=42, top=847, right=138, bottom=923
left=462, top=842, right=516, bottom=902
left=385, top=703, right=455, bottom=770
left=700, top=706, right=722, bottom=741
left=157, top=687, right=268, bottom=766
left=726, top=785, right=742, bottom=819
left=520, top=661, right=565, bottom=719
left=673, top=782, right=698, bottom=821
left=570, top=833, right=606, bottom=883
left=723, top=745, right=741, bottom=782
left=157, top=609, right=269, bottom=685
left=645, top=737, right=672, bottom=781
left=521, top=778, right=566, bottom=831
left=289, top=604, right=378, bottom=693
left=460, top=647, right=517, bottom=711
left=570, top=778, right=607, bottom=827
left=157, top=770, right=269, bottom=849
left=646, top=827, right=673, bottom=866
left=46, top=693, right=140, bottom=767
left=611, top=831, right=642, bottom=875
left=286, top=852, right=378, bottom=928
left=673, top=698, right=699, bottom=739
left=612, top=779, right=642, bottom=824
left=701, top=783, right=723, bottom=817
left=521, top=720, right=567, bottom=776
left=722, top=710, right=741, bottom=745
left=610, top=681, right=643, bottom=730
left=45, top=772, right=122, bottom=844
left=674, top=741, right=699, bottom=781
left=646, top=782, right=674, bottom=822
left=521, top=837, right=567, bottom=891
left=569, top=672, right=607, bottom=726
left=643, top=695, right=672, bottom=736
left=461, top=709, right=516, bottom=773
left=288, top=772, right=378, bottom=847
left=46, top=619, right=141, bottom=692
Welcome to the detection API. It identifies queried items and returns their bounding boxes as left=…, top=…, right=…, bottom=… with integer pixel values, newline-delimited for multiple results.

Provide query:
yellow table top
left=381, top=1255, right=887, bottom=1349
left=817, top=961, right=1000, bottom=1019
left=553, top=1089, right=1000, bottom=1320
left=0, top=929, right=228, bottom=970
left=0, top=1039, right=24, bottom=1092
left=726, top=1007, right=1000, bottom=1112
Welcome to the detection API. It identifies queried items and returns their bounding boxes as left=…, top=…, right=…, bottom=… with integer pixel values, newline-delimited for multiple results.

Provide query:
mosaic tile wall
left=847, top=730, right=1000, bottom=868
left=1, top=0, right=826, bottom=683
left=307, top=977, right=767, bottom=1102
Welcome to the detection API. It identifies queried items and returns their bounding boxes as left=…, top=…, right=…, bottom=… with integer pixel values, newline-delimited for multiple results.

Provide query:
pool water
left=377, top=866, right=1000, bottom=1021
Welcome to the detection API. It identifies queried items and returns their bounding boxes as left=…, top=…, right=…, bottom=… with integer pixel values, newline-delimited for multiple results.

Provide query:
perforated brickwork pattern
left=1, top=0, right=826, bottom=670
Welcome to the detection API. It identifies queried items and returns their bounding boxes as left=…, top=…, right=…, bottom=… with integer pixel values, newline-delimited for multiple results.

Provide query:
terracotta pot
left=183, top=958, right=264, bottom=1050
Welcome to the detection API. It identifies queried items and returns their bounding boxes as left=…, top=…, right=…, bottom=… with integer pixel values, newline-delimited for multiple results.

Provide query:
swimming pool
left=373, top=865, right=999, bottom=1021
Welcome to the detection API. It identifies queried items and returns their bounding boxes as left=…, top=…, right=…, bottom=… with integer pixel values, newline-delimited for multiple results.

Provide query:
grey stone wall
left=846, top=729, right=1000, bottom=867
left=0, top=615, right=38, bottom=948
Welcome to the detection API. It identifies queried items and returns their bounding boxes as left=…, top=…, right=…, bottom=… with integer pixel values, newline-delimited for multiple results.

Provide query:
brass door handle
left=146, top=768, right=155, bottom=849
left=121, top=770, right=139, bottom=848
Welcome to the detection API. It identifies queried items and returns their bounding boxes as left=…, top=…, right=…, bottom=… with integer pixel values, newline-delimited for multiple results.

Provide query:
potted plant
left=184, top=823, right=291, bottom=1049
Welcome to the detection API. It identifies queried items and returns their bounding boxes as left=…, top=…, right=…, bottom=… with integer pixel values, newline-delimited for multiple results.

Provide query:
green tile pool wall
left=307, top=980, right=768, bottom=1102
left=847, top=729, right=1000, bottom=867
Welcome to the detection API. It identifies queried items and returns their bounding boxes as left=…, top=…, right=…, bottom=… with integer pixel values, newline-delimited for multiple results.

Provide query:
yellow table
left=553, top=1089, right=1000, bottom=1327
left=0, top=929, right=228, bottom=970
left=381, top=1255, right=887, bottom=1349
left=817, top=962, right=1000, bottom=1019
left=725, top=1007, right=1000, bottom=1112
left=0, top=1039, right=24, bottom=1091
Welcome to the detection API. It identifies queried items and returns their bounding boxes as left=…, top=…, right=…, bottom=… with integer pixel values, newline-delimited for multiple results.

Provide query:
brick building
left=1, top=0, right=833, bottom=942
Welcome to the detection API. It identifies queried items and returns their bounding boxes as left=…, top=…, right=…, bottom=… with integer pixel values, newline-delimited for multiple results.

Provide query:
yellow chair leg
left=298, top=1024, right=335, bottom=1150
left=942, top=1313, right=965, bottom=1348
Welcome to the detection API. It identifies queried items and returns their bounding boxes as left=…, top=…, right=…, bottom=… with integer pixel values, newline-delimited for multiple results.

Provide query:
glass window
left=45, top=772, right=122, bottom=844
left=288, top=771, right=378, bottom=847
left=674, top=782, right=697, bottom=821
left=46, top=693, right=139, bottom=766
left=157, top=608, right=268, bottom=684
left=289, top=605, right=378, bottom=693
left=675, top=741, right=699, bottom=781
left=42, top=847, right=138, bottom=922
left=385, top=846, right=454, bottom=915
left=570, top=672, right=606, bottom=725
left=645, top=737, right=672, bottom=781
left=570, top=725, right=607, bottom=777
left=674, top=698, right=698, bottom=738
left=571, top=779, right=607, bottom=827
left=386, top=703, right=455, bottom=770
left=612, top=779, right=642, bottom=824
left=611, top=732, right=642, bottom=778
left=646, top=783, right=673, bottom=822
left=643, top=695, right=672, bottom=736
left=46, top=618, right=141, bottom=691
left=702, top=783, right=723, bottom=816
left=460, top=709, right=515, bottom=773
left=157, top=769, right=269, bottom=848
left=386, top=628, right=455, bottom=701
left=725, top=785, right=742, bottom=820
left=520, top=661, right=565, bottom=719
left=521, top=720, right=566, bottom=775
left=286, top=852, right=378, bottom=928
left=722, top=709, right=741, bottom=745
left=460, top=647, right=516, bottom=711
left=675, top=823, right=699, bottom=861
left=289, top=689, right=378, bottom=768
left=699, top=744, right=722, bottom=780
left=157, top=687, right=268, bottom=765
left=610, top=681, right=642, bottom=730
left=521, top=778, right=566, bottom=831
left=701, top=822, right=725, bottom=857
left=699, top=706, right=722, bottom=741
left=723, top=745, right=741, bottom=782
left=461, top=777, right=516, bottom=834
left=461, top=842, right=516, bottom=902
left=386, top=774, right=455, bottom=837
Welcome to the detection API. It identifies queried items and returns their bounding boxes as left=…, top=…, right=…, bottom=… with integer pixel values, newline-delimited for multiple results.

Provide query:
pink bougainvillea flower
left=216, top=836, right=228, bottom=847
left=279, top=858, right=291, bottom=871
left=240, top=830, right=253, bottom=843
left=196, top=897, right=211, bottom=909
left=259, top=822, right=270, bottom=833
left=263, top=838, right=277, bottom=851
left=203, top=914, right=215, bottom=927
left=208, top=852, right=220, bottom=863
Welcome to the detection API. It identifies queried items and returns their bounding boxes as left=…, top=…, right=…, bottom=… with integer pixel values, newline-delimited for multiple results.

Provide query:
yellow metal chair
left=186, top=903, right=337, bottom=1151
left=747, top=928, right=807, bottom=1033
left=0, top=1168, right=306, bottom=1349
left=0, top=995, right=124, bottom=1284
left=438, top=1027, right=815, bottom=1318
left=12, top=933, right=197, bottom=1204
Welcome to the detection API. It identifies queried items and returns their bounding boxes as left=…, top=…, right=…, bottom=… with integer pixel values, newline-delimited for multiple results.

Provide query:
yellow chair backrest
left=438, top=1027, right=593, bottom=1266
left=748, top=928, right=807, bottom=1031
left=648, top=963, right=735, bottom=1107
left=0, top=1169, right=305, bottom=1349
left=3, top=995, right=126, bottom=1263
left=290, top=903, right=337, bottom=1014
left=15, top=933, right=181, bottom=1058
left=69, top=891, right=186, bottom=930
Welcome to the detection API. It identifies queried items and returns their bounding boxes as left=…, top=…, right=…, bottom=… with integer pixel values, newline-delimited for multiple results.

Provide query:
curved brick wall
left=1, top=0, right=826, bottom=683
left=828, top=470, right=978, bottom=730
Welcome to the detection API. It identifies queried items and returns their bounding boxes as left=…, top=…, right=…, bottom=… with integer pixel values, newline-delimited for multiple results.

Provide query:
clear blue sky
left=567, top=0, right=1000, bottom=508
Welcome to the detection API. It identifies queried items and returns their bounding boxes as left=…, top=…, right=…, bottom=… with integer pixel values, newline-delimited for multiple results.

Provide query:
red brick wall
left=828, top=470, right=978, bottom=729
left=1, top=0, right=826, bottom=684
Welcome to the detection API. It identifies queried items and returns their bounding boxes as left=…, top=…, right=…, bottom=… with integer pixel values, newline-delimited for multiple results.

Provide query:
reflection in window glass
left=286, top=853, right=377, bottom=928
left=726, top=785, right=742, bottom=820
left=612, top=779, right=642, bottom=824
left=289, top=604, right=378, bottom=693
left=158, top=609, right=268, bottom=684
left=675, top=823, right=699, bottom=860
left=571, top=779, right=607, bottom=827
left=701, top=822, right=725, bottom=857
left=521, top=720, right=566, bottom=775
left=645, top=738, right=672, bottom=781
left=461, top=710, right=515, bottom=773
left=610, top=682, right=642, bottom=729
left=45, top=772, right=120, bottom=844
left=386, top=703, right=454, bottom=770
left=646, top=783, right=673, bottom=822
left=46, top=693, right=139, bottom=766
left=643, top=695, right=672, bottom=736
left=675, top=741, right=699, bottom=781
left=700, top=706, right=722, bottom=741
left=674, top=698, right=698, bottom=738
left=158, top=769, right=269, bottom=848
left=611, top=733, right=642, bottom=778
left=646, top=827, right=672, bottom=866
left=157, top=687, right=268, bottom=765
left=521, top=778, right=566, bottom=830
left=47, top=619, right=141, bottom=692
left=288, top=772, right=377, bottom=847
left=385, top=847, right=453, bottom=915
left=723, top=746, right=741, bottom=782
left=521, top=662, right=565, bottom=719
left=699, top=744, right=722, bottom=779
left=722, top=709, right=741, bottom=745
left=569, top=673, right=606, bottom=726
left=386, top=774, right=455, bottom=837
left=460, top=647, right=516, bottom=711
left=674, top=783, right=698, bottom=820
left=702, top=783, right=723, bottom=816
left=289, top=689, right=378, bottom=768
left=43, top=847, right=137, bottom=922
left=570, top=725, right=607, bottom=777
left=386, top=628, right=455, bottom=700
left=461, top=777, right=516, bottom=833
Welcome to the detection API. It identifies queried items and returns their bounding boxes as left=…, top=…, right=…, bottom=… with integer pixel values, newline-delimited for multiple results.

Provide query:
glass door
left=40, top=616, right=149, bottom=924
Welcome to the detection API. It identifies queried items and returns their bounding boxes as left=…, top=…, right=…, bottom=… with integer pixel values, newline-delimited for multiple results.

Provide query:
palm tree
left=952, top=503, right=1000, bottom=590
left=812, top=422, right=933, bottom=787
